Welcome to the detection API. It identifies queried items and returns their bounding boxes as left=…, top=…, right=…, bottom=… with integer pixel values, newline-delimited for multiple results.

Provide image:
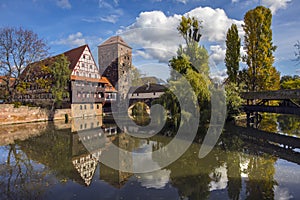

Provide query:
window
left=95, top=74, right=97, bottom=79
left=76, top=72, right=79, bottom=76
left=82, top=63, right=85, bottom=68
left=90, top=104, right=94, bottom=109
left=89, top=74, right=91, bottom=78
left=84, top=105, right=87, bottom=110
left=80, top=105, right=82, bottom=110
left=83, top=55, right=85, bottom=59
left=90, top=65, right=92, bottom=69
left=97, top=104, right=99, bottom=109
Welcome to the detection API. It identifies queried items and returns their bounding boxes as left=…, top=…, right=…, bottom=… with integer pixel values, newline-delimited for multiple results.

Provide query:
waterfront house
left=17, top=44, right=116, bottom=118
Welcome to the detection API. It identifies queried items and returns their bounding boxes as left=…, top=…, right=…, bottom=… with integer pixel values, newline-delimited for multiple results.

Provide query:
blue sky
left=0, top=0, right=299, bottom=80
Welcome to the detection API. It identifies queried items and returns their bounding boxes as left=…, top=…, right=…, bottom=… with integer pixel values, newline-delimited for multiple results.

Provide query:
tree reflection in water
left=0, top=115, right=298, bottom=200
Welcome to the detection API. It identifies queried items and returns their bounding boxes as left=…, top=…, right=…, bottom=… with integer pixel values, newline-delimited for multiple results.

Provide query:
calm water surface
left=0, top=114, right=299, bottom=200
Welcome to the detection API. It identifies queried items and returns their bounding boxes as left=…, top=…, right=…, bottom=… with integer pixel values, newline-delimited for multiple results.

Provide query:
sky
left=0, top=0, right=299, bottom=81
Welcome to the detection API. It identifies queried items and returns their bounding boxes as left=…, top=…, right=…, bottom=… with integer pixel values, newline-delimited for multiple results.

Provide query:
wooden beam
left=243, top=105, right=300, bottom=115
left=241, top=89, right=300, bottom=100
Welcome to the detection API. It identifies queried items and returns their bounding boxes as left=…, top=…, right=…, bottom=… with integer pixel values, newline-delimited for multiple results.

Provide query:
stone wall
left=0, top=104, right=71, bottom=125
left=71, top=103, right=102, bottom=118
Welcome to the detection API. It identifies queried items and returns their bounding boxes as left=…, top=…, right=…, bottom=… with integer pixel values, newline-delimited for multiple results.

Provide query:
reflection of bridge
left=227, top=124, right=300, bottom=165
left=241, top=89, right=300, bottom=127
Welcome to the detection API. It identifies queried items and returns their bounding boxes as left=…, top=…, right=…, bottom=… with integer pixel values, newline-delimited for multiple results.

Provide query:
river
left=0, top=114, right=299, bottom=200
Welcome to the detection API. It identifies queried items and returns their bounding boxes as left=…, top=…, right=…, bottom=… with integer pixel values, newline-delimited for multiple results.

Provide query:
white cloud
left=274, top=186, right=293, bottom=200
left=262, top=0, right=292, bottom=14
left=137, top=169, right=171, bottom=189
left=117, top=10, right=182, bottom=62
left=117, top=7, right=244, bottom=65
left=56, top=0, right=71, bottom=9
left=210, top=68, right=227, bottom=83
left=210, top=45, right=226, bottom=65
left=113, top=0, right=119, bottom=6
left=186, top=7, right=244, bottom=42
left=100, top=15, right=119, bottom=23
left=98, top=0, right=113, bottom=9
left=176, top=0, right=188, bottom=3
left=53, top=32, right=86, bottom=47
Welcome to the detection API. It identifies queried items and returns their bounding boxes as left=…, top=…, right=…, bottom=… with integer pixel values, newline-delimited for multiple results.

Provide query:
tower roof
left=98, top=36, right=132, bottom=49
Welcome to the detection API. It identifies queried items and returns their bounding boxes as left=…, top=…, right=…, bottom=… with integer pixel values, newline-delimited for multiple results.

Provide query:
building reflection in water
left=2, top=115, right=300, bottom=200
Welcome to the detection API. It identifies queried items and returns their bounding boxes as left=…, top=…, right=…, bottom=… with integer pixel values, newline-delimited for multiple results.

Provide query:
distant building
left=17, top=44, right=116, bottom=118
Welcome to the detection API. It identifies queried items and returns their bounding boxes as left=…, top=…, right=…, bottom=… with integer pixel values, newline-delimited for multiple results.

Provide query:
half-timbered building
left=18, top=44, right=116, bottom=118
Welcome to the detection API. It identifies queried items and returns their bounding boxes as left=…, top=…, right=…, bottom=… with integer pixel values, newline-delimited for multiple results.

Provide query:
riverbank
left=0, top=104, right=71, bottom=125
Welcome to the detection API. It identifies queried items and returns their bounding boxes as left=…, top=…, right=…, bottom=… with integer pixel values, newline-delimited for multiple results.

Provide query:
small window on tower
left=90, top=65, right=92, bottom=69
left=82, top=63, right=85, bottom=68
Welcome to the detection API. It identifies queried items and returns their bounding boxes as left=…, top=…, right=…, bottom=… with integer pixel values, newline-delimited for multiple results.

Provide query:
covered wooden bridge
left=241, top=89, right=300, bottom=127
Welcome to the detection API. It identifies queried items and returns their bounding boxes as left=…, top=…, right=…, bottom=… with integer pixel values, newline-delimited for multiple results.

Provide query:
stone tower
left=98, top=36, right=132, bottom=101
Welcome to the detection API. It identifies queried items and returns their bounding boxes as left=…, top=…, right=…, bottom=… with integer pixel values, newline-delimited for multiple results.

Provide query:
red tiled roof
left=63, top=44, right=88, bottom=71
left=20, top=44, right=88, bottom=79
left=70, top=75, right=101, bottom=83
left=100, top=77, right=117, bottom=92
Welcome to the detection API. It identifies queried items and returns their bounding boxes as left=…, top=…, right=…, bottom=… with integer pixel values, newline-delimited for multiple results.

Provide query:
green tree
left=280, top=75, right=300, bottom=89
left=157, top=16, right=211, bottom=131
left=130, top=66, right=143, bottom=86
left=50, top=54, right=71, bottom=109
left=225, top=82, right=243, bottom=117
left=0, top=27, right=48, bottom=102
left=242, top=6, right=280, bottom=91
left=170, top=16, right=210, bottom=103
left=225, top=24, right=241, bottom=84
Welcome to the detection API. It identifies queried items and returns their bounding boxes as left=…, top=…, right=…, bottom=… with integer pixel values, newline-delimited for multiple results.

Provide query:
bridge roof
left=241, top=89, right=300, bottom=100
left=128, top=83, right=166, bottom=94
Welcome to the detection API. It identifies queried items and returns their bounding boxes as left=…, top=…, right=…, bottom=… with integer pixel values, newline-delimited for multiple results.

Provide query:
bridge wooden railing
left=241, top=89, right=300, bottom=100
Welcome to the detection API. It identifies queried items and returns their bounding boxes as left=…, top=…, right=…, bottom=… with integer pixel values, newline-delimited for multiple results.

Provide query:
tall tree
left=158, top=16, right=210, bottom=129
left=225, top=24, right=241, bottom=84
left=0, top=27, right=48, bottom=101
left=50, top=54, right=71, bottom=109
left=242, top=6, right=280, bottom=91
